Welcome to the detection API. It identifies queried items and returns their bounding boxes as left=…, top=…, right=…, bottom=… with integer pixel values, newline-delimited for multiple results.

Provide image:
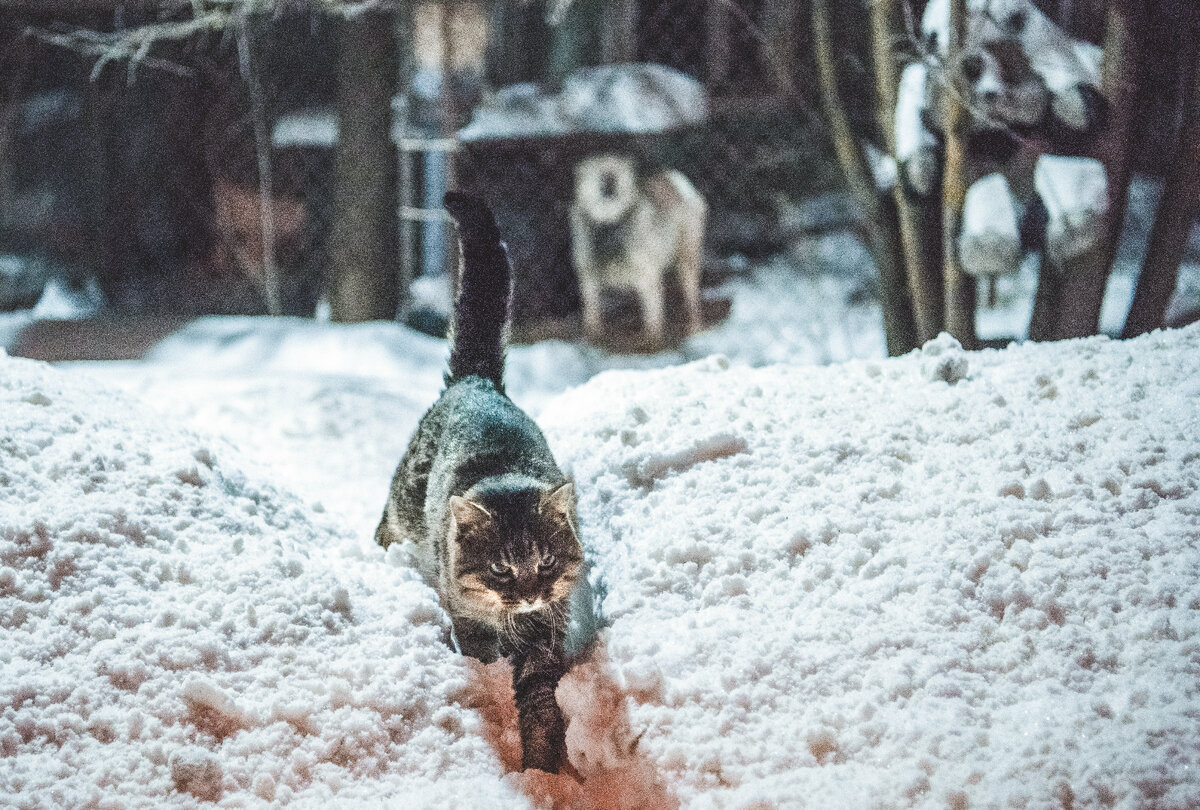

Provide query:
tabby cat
left=375, top=192, right=584, bottom=774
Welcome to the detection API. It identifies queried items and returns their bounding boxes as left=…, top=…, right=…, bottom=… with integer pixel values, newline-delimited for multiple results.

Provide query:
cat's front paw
left=518, top=698, right=567, bottom=773
left=521, top=738, right=566, bottom=774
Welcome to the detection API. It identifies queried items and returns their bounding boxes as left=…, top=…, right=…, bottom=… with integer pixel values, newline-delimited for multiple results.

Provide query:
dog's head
left=955, top=38, right=1049, bottom=127
left=574, top=154, right=639, bottom=224
left=924, top=0, right=1101, bottom=130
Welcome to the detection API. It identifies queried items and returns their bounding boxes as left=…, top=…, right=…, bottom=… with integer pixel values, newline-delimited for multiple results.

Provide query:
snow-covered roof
left=458, top=63, right=707, bottom=142
left=271, top=64, right=706, bottom=149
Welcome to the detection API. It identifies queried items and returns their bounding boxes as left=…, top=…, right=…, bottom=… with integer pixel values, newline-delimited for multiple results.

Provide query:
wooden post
left=1122, top=34, right=1200, bottom=337
left=941, top=0, right=977, bottom=348
left=601, top=0, right=638, bottom=64
left=871, top=0, right=941, bottom=346
left=329, top=9, right=400, bottom=322
left=1050, top=0, right=1142, bottom=339
left=813, top=0, right=917, bottom=356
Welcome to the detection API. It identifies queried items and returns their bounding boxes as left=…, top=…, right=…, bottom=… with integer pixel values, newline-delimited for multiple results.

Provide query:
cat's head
left=447, top=479, right=583, bottom=621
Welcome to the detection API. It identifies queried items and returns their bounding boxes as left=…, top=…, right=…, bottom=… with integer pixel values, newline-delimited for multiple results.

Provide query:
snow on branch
left=22, top=0, right=398, bottom=81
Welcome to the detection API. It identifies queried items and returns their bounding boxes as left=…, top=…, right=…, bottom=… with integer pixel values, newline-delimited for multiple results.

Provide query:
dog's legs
left=676, top=225, right=705, bottom=337
left=570, top=206, right=605, bottom=341
left=578, top=274, right=605, bottom=341
left=634, top=273, right=666, bottom=348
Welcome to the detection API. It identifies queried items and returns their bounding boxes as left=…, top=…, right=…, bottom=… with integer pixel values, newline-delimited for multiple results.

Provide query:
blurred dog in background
left=569, top=153, right=707, bottom=347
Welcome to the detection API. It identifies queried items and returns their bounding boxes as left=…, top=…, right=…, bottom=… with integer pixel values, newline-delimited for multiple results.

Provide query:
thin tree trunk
left=237, top=20, right=280, bottom=316
left=1122, top=42, right=1200, bottom=337
left=82, top=77, right=115, bottom=298
left=812, top=0, right=916, bottom=356
left=871, top=0, right=937, bottom=347
left=941, top=0, right=977, bottom=348
left=439, top=0, right=460, bottom=279
left=330, top=9, right=400, bottom=323
left=760, top=0, right=799, bottom=96
left=876, top=197, right=919, bottom=355
left=1028, top=258, right=1061, bottom=341
left=395, top=3, right=416, bottom=316
left=706, top=0, right=731, bottom=91
left=1051, top=0, right=1142, bottom=339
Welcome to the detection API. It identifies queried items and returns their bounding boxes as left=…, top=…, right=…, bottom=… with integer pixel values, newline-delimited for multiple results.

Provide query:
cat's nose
left=514, top=597, right=544, bottom=613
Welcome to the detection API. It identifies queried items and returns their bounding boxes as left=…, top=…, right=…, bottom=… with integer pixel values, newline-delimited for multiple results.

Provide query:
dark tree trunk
left=941, top=0, right=977, bottom=348
left=871, top=0, right=939, bottom=347
left=1122, top=39, right=1200, bottom=338
left=330, top=10, right=401, bottom=323
left=813, top=0, right=918, bottom=356
left=1050, top=0, right=1143, bottom=339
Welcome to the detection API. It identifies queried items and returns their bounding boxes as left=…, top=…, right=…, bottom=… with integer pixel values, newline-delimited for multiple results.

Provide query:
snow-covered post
left=1051, top=0, right=1142, bottom=339
left=330, top=7, right=401, bottom=323
left=812, top=0, right=917, bottom=356
left=939, top=0, right=977, bottom=349
left=1123, top=32, right=1200, bottom=337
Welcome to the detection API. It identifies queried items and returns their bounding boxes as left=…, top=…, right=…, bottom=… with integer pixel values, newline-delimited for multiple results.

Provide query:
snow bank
left=4, top=322, right=1199, bottom=809
left=540, top=327, right=1200, bottom=809
left=0, top=353, right=526, bottom=808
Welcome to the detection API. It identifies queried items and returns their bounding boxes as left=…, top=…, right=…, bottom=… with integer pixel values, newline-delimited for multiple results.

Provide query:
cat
left=375, top=191, right=584, bottom=774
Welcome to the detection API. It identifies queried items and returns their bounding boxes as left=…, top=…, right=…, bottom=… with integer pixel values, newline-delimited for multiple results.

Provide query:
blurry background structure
left=1, top=0, right=1197, bottom=354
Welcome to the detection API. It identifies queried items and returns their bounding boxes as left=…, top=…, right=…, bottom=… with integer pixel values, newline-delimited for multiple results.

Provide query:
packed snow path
left=2, top=324, right=1199, bottom=809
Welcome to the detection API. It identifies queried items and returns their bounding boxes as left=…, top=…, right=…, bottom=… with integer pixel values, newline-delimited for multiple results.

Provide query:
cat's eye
left=539, top=553, right=556, bottom=569
left=489, top=562, right=511, bottom=577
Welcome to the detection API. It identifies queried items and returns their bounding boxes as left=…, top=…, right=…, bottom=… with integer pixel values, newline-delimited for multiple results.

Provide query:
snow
left=458, top=64, right=705, bottom=142
left=0, top=350, right=510, bottom=807
left=3, top=311, right=1199, bottom=808
left=540, top=332, right=1200, bottom=808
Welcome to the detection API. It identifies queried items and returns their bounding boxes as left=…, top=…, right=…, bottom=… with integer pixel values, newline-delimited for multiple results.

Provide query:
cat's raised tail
left=443, top=191, right=512, bottom=391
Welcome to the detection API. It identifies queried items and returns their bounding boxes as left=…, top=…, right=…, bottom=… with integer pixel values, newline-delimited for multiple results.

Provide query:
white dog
left=569, top=154, right=707, bottom=346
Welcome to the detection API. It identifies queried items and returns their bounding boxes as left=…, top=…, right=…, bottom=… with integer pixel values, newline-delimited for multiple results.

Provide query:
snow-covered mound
left=0, top=354, right=524, bottom=807
left=4, top=323, right=1199, bottom=809
left=540, top=328, right=1200, bottom=809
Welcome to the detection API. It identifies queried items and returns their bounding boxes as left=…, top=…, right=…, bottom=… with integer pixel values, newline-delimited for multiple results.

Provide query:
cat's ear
left=542, top=481, right=575, bottom=514
left=449, top=496, right=492, bottom=539
left=540, top=482, right=577, bottom=533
